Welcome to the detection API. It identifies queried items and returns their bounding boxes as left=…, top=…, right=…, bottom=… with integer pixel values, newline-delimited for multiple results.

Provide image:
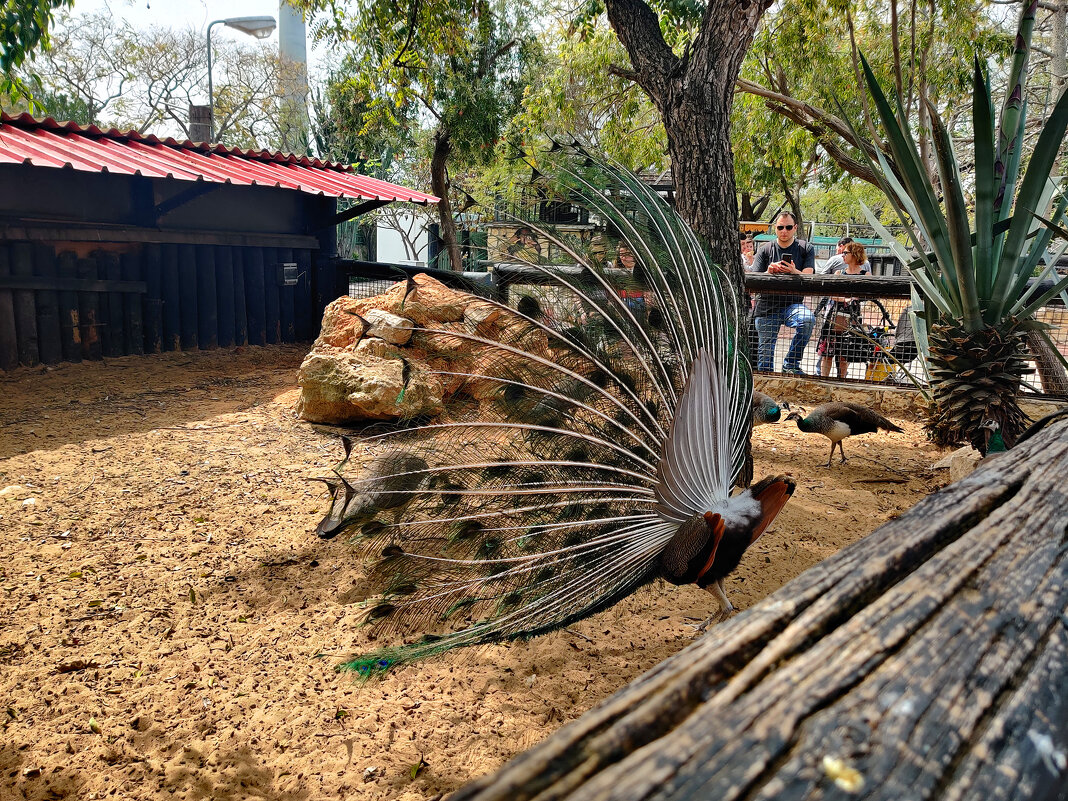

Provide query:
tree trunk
left=1026, top=330, right=1068, bottom=396
left=604, top=0, right=769, bottom=298
left=454, top=418, right=1068, bottom=801
left=430, top=126, right=463, bottom=272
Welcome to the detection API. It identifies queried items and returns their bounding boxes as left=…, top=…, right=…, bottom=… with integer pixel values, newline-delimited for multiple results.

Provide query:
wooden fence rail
left=454, top=420, right=1068, bottom=801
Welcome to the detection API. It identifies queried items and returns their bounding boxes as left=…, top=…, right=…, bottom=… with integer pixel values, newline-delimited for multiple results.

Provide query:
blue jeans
left=755, top=303, right=816, bottom=372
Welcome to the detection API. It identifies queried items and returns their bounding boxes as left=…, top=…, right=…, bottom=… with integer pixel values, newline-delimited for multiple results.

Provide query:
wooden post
left=244, top=247, right=267, bottom=346
left=263, top=246, right=281, bottom=344
left=294, top=248, right=313, bottom=340
left=278, top=246, right=296, bottom=343
left=178, top=243, right=198, bottom=350
left=215, top=245, right=235, bottom=348
left=455, top=419, right=1068, bottom=801
left=33, top=244, right=63, bottom=365
left=56, top=251, right=82, bottom=363
left=160, top=244, right=181, bottom=352
left=196, top=244, right=218, bottom=350
left=142, top=243, right=163, bottom=354
left=98, top=250, right=124, bottom=357
left=232, top=247, right=248, bottom=346
left=121, top=250, right=144, bottom=356
left=0, top=246, right=19, bottom=370
left=11, top=242, right=40, bottom=366
left=76, top=256, right=102, bottom=361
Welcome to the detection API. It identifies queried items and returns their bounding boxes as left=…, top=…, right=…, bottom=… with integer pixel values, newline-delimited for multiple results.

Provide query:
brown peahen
left=312, top=146, right=795, bottom=676
left=786, top=402, right=904, bottom=467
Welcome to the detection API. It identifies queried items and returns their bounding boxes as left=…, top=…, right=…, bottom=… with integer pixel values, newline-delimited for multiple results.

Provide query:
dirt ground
left=0, top=346, right=947, bottom=801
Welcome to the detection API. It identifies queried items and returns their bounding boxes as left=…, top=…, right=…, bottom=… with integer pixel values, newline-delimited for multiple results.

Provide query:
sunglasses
left=776, top=224, right=795, bottom=231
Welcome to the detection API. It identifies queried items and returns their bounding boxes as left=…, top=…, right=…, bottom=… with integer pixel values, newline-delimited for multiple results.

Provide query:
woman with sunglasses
left=750, top=212, right=816, bottom=375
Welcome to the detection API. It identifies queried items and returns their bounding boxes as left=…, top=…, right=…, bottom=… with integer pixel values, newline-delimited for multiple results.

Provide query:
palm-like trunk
left=926, top=320, right=1030, bottom=454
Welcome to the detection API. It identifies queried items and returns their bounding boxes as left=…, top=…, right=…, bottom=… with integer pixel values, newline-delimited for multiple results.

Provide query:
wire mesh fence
left=339, top=261, right=1068, bottom=398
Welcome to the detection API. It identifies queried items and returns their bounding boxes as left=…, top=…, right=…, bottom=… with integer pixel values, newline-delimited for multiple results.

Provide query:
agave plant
left=851, top=2, right=1068, bottom=454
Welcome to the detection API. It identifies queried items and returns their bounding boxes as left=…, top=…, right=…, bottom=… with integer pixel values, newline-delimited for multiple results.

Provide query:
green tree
left=0, top=0, right=73, bottom=98
left=295, top=0, right=540, bottom=271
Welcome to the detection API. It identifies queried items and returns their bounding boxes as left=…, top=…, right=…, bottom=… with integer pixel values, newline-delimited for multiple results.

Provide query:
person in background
left=819, top=236, right=871, bottom=275
left=616, top=244, right=646, bottom=320
left=741, top=233, right=756, bottom=271
left=751, top=212, right=816, bottom=375
left=816, top=242, right=870, bottom=378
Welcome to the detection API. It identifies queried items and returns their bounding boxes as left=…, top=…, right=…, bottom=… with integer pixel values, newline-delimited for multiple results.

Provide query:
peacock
left=753, top=390, right=788, bottom=426
left=786, top=402, right=904, bottom=467
left=313, top=146, right=796, bottom=676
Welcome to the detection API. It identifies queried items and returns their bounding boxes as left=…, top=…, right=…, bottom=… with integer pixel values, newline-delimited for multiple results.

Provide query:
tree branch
left=603, top=0, right=678, bottom=106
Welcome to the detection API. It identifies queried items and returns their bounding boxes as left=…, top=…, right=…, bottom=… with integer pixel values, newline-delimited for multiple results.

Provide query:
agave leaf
left=994, top=1, right=1038, bottom=217
left=1005, top=190, right=1068, bottom=310
left=971, top=56, right=997, bottom=299
left=924, top=94, right=981, bottom=330
left=1017, top=272, right=1068, bottom=321
left=859, top=55, right=958, bottom=302
left=992, top=83, right=1068, bottom=316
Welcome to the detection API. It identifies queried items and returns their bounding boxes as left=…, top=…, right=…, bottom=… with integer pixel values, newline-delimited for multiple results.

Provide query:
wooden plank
left=160, top=244, right=181, bottom=352
left=177, top=243, right=198, bottom=350
left=294, top=248, right=313, bottom=340
left=232, top=247, right=248, bottom=346
left=196, top=244, right=218, bottom=350
left=55, top=251, right=82, bottom=363
left=454, top=420, right=1068, bottom=801
left=121, top=250, right=144, bottom=355
left=244, top=247, right=267, bottom=347
left=142, top=243, right=163, bottom=354
left=215, top=245, right=235, bottom=348
left=98, top=250, right=124, bottom=357
left=0, top=223, right=320, bottom=249
left=11, top=242, right=40, bottom=367
left=32, top=243, right=63, bottom=365
left=0, top=276, right=147, bottom=293
left=278, top=246, right=296, bottom=343
left=263, top=246, right=281, bottom=345
left=76, top=256, right=103, bottom=361
left=0, top=246, right=19, bottom=370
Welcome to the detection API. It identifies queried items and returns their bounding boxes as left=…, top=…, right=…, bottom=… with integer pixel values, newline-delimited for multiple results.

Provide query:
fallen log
left=454, top=420, right=1068, bottom=801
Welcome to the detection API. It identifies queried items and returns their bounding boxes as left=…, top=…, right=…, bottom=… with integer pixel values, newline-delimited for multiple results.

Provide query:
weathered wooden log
left=0, top=246, right=18, bottom=370
left=55, top=251, right=82, bottom=363
left=215, top=245, right=235, bottom=349
left=196, top=244, right=218, bottom=350
left=121, top=250, right=144, bottom=356
left=33, top=244, right=63, bottom=365
left=160, top=244, right=181, bottom=352
left=454, top=420, right=1068, bottom=801
left=11, top=242, right=39, bottom=366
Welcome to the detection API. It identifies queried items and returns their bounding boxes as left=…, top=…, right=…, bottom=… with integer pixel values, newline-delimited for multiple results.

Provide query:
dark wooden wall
left=0, top=241, right=317, bottom=370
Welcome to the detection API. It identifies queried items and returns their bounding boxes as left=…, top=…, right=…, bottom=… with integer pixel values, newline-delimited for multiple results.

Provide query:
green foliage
left=1, top=0, right=74, bottom=99
left=853, top=3, right=1068, bottom=334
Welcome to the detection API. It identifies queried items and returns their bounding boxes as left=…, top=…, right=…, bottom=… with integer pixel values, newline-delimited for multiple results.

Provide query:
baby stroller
left=815, top=297, right=894, bottom=378
left=864, top=305, right=920, bottom=383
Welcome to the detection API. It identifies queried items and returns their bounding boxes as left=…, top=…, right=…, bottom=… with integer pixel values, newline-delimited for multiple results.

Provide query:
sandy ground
left=0, top=346, right=947, bottom=801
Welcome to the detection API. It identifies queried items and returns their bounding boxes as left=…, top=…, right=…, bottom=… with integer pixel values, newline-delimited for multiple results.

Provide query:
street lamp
left=206, top=16, right=277, bottom=141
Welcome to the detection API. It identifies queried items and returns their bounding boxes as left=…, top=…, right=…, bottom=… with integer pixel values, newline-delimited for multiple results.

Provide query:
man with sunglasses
left=750, top=212, right=816, bottom=375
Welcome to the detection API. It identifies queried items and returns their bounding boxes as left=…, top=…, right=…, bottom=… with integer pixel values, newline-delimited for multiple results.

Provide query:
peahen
left=313, top=147, right=796, bottom=676
left=753, top=390, right=788, bottom=426
left=786, top=402, right=904, bottom=467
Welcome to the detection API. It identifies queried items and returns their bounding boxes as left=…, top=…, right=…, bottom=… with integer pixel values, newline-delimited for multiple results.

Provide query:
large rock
left=298, top=274, right=550, bottom=424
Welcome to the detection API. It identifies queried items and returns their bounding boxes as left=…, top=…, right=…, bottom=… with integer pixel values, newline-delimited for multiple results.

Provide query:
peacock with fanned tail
left=312, top=148, right=796, bottom=676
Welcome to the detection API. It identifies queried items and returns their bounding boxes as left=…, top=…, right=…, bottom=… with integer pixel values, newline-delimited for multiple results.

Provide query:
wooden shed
left=0, top=113, right=437, bottom=370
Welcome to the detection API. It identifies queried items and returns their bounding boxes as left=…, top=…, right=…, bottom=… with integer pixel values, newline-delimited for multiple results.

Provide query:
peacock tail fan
left=317, top=142, right=753, bottom=675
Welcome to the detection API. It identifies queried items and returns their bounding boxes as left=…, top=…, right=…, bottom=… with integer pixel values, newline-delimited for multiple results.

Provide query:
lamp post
left=206, top=15, right=277, bottom=142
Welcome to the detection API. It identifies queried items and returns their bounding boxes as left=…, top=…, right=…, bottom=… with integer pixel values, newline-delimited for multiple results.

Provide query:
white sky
left=69, top=0, right=326, bottom=70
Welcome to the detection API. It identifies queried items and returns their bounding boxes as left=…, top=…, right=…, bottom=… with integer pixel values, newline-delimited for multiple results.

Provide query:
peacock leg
left=839, top=440, right=848, bottom=463
left=690, top=579, right=736, bottom=633
left=825, top=441, right=835, bottom=467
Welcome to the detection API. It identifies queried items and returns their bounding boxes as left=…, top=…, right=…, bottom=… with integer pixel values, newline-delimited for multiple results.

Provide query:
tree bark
left=430, top=126, right=463, bottom=272
left=1026, top=330, right=1068, bottom=395
left=454, top=419, right=1068, bottom=801
left=604, top=0, right=770, bottom=296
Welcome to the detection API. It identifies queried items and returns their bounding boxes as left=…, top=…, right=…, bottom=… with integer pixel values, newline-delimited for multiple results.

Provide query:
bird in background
left=312, top=144, right=795, bottom=676
left=753, top=390, right=789, bottom=426
left=979, top=419, right=1008, bottom=454
left=786, top=401, right=904, bottom=467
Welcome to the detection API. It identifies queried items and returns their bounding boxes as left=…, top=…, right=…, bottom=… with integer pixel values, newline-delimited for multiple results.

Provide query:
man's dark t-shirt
left=751, top=239, right=816, bottom=317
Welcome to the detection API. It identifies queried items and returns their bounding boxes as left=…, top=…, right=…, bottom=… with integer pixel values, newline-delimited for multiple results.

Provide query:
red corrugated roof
left=0, top=113, right=439, bottom=205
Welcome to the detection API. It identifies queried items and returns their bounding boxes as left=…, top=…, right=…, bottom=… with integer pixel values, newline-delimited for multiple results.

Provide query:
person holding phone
left=750, top=212, right=816, bottom=375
